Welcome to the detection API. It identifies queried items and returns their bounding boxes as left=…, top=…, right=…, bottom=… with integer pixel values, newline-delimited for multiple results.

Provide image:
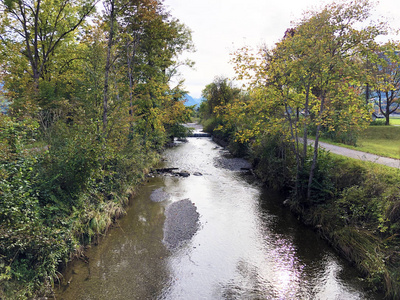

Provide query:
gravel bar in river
left=163, top=199, right=200, bottom=250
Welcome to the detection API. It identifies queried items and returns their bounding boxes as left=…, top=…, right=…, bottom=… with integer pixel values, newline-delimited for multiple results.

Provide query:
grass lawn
left=389, top=116, right=400, bottom=125
left=356, top=126, right=400, bottom=159
left=320, top=125, right=400, bottom=159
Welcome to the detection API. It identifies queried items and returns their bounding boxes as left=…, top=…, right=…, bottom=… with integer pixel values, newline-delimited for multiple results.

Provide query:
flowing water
left=57, top=134, right=383, bottom=300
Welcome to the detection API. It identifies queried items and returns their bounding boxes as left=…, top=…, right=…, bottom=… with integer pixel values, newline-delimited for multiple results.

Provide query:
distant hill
left=184, top=94, right=204, bottom=107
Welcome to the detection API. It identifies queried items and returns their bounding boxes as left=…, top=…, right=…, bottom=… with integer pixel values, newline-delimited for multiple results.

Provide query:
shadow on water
left=56, top=178, right=171, bottom=300
left=254, top=188, right=383, bottom=299
left=57, top=137, right=384, bottom=300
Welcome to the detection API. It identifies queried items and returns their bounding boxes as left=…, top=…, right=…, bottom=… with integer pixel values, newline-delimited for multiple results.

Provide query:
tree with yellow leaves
left=228, top=0, right=381, bottom=200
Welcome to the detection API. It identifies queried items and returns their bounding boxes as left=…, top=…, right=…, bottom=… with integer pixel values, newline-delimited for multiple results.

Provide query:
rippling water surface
left=57, top=135, right=382, bottom=300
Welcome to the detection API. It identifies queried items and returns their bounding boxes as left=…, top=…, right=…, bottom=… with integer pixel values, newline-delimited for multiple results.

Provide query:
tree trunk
left=284, top=103, right=301, bottom=196
left=127, top=50, right=133, bottom=116
left=307, top=94, right=325, bottom=200
left=302, top=83, right=310, bottom=166
left=385, top=91, right=390, bottom=125
left=365, top=83, right=370, bottom=106
left=127, top=38, right=139, bottom=116
left=103, top=0, right=115, bottom=135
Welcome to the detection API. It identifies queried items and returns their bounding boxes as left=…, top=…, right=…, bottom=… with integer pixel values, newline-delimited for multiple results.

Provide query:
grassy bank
left=356, top=126, right=400, bottom=159
left=246, top=135, right=400, bottom=298
left=288, top=154, right=400, bottom=297
left=388, top=117, right=400, bottom=126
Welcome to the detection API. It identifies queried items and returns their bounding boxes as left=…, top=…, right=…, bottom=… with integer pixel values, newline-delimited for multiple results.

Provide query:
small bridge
left=188, top=132, right=212, bottom=137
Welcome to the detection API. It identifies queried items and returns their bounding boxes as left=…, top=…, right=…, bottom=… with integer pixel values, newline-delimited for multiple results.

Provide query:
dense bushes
left=0, top=0, right=194, bottom=297
left=0, top=116, right=160, bottom=299
left=250, top=135, right=293, bottom=191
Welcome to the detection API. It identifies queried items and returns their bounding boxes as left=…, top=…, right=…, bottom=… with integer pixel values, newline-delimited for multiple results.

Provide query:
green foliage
left=322, top=129, right=359, bottom=146
left=251, top=134, right=293, bottom=191
left=167, top=124, right=192, bottom=140
left=370, top=119, right=387, bottom=126
left=200, top=77, right=240, bottom=120
left=0, top=0, right=194, bottom=297
left=201, top=116, right=219, bottom=133
left=0, top=119, right=75, bottom=298
left=0, top=115, right=39, bottom=161
left=35, top=122, right=102, bottom=210
left=299, top=148, right=336, bottom=204
left=0, top=114, right=161, bottom=298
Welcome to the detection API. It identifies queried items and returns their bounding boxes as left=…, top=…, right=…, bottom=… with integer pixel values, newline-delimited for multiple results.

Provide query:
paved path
left=309, top=140, right=400, bottom=169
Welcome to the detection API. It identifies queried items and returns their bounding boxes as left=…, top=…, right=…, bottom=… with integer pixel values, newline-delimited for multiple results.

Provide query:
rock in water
left=178, top=170, right=190, bottom=177
left=163, top=199, right=199, bottom=250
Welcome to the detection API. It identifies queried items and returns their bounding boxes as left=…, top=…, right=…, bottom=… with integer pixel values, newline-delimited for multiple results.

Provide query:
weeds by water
left=284, top=155, right=400, bottom=298
left=0, top=118, right=160, bottom=299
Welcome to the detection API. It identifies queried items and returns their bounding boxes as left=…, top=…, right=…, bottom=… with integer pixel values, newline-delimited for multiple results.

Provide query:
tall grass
left=302, top=155, right=400, bottom=298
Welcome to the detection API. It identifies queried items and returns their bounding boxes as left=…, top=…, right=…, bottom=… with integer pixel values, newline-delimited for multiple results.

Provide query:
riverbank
left=56, top=134, right=380, bottom=299
left=205, top=130, right=400, bottom=298
left=0, top=140, right=161, bottom=300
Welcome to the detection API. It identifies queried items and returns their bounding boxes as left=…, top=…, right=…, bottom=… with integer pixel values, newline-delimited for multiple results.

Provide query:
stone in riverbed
left=213, top=156, right=252, bottom=171
left=178, top=170, right=190, bottom=177
left=150, top=188, right=170, bottom=202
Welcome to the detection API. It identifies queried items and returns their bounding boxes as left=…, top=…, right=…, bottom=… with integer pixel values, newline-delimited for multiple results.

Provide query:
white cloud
left=165, top=0, right=400, bottom=98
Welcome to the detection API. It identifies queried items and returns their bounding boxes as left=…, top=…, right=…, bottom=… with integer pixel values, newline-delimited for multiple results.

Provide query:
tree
left=231, top=0, right=380, bottom=200
left=370, top=42, right=400, bottom=125
left=102, top=0, right=116, bottom=134
left=125, top=6, right=194, bottom=148
left=200, top=77, right=240, bottom=119
left=0, top=0, right=96, bottom=89
left=285, top=0, right=381, bottom=199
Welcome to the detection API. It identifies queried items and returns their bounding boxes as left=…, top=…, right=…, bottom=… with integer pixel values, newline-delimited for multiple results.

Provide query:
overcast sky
left=164, top=0, right=400, bottom=98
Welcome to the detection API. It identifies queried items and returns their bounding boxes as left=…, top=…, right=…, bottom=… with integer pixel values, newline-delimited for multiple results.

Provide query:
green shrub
left=0, top=148, right=75, bottom=298
left=251, top=135, right=294, bottom=191
left=166, top=124, right=193, bottom=140
left=35, top=122, right=102, bottom=210
left=370, top=119, right=387, bottom=126
left=323, top=129, right=359, bottom=146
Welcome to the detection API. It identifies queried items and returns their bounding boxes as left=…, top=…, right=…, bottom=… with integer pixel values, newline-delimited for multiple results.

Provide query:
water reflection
left=57, top=137, right=382, bottom=300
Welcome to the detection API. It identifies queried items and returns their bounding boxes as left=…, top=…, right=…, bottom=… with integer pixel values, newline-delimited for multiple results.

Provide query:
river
left=57, top=133, right=383, bottom=299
